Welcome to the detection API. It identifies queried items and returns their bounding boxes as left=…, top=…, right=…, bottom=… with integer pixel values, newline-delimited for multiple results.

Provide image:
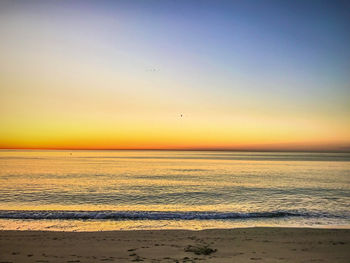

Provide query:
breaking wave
left=0, top=210, right=337, bottom=220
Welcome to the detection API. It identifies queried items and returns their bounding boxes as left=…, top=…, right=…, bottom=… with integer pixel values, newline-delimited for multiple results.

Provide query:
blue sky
left=0, top=0, right=349, bottom=150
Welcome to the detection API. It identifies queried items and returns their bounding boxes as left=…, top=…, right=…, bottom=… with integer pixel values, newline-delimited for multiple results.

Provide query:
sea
left=0, top=150, right=349, bottom=231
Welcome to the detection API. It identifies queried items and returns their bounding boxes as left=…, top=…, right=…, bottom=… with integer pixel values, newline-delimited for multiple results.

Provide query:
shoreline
left=1, top=217, right=349, bottom=232
left=1, top=227, right=349, bottom=262
left=2, top=225, right=350, bottom=233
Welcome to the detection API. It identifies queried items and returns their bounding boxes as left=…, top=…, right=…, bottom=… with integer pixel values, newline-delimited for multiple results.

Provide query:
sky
left=0, top=0, right=349, bottom=151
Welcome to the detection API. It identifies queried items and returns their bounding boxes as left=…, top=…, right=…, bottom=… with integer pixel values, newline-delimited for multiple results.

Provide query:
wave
left=0, top=210, right=339, bottom=220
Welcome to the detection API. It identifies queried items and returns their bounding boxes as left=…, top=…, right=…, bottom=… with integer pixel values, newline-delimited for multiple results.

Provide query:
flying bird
left=146, top=68, right=159, bottom=72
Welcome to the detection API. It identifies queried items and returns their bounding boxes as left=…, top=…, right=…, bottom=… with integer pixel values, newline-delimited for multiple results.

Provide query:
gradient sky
left=1, top=0, right=349, bottom=151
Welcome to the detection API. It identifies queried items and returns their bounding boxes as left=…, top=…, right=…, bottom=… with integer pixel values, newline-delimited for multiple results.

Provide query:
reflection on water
left=0, top=150, right=349, bottom=231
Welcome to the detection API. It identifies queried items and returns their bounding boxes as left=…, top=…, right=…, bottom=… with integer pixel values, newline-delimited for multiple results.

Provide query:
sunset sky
left=0, top=0, right=349, bottom=151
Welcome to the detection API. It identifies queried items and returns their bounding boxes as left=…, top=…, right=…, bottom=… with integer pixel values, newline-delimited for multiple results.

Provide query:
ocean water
left=0, top=150, right=349, bottom=231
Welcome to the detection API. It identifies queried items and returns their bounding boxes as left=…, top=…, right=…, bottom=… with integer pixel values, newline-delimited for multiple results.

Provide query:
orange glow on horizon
left=1, top=1, right=349, bottom=152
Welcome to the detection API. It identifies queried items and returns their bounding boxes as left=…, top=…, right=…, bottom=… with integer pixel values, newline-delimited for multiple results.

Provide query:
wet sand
left=0, top=228, right=349, bottom=262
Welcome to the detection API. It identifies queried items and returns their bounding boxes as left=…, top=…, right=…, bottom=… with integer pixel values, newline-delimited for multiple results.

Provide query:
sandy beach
left=0, top=228, right=349, bottom=262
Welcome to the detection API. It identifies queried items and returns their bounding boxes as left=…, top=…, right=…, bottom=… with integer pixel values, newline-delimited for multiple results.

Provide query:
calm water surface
left=0, top=150, right=349, bottom=231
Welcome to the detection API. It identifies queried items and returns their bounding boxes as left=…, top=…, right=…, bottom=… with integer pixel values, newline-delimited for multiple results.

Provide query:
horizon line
left=1, top=147, right=349, bottom=153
